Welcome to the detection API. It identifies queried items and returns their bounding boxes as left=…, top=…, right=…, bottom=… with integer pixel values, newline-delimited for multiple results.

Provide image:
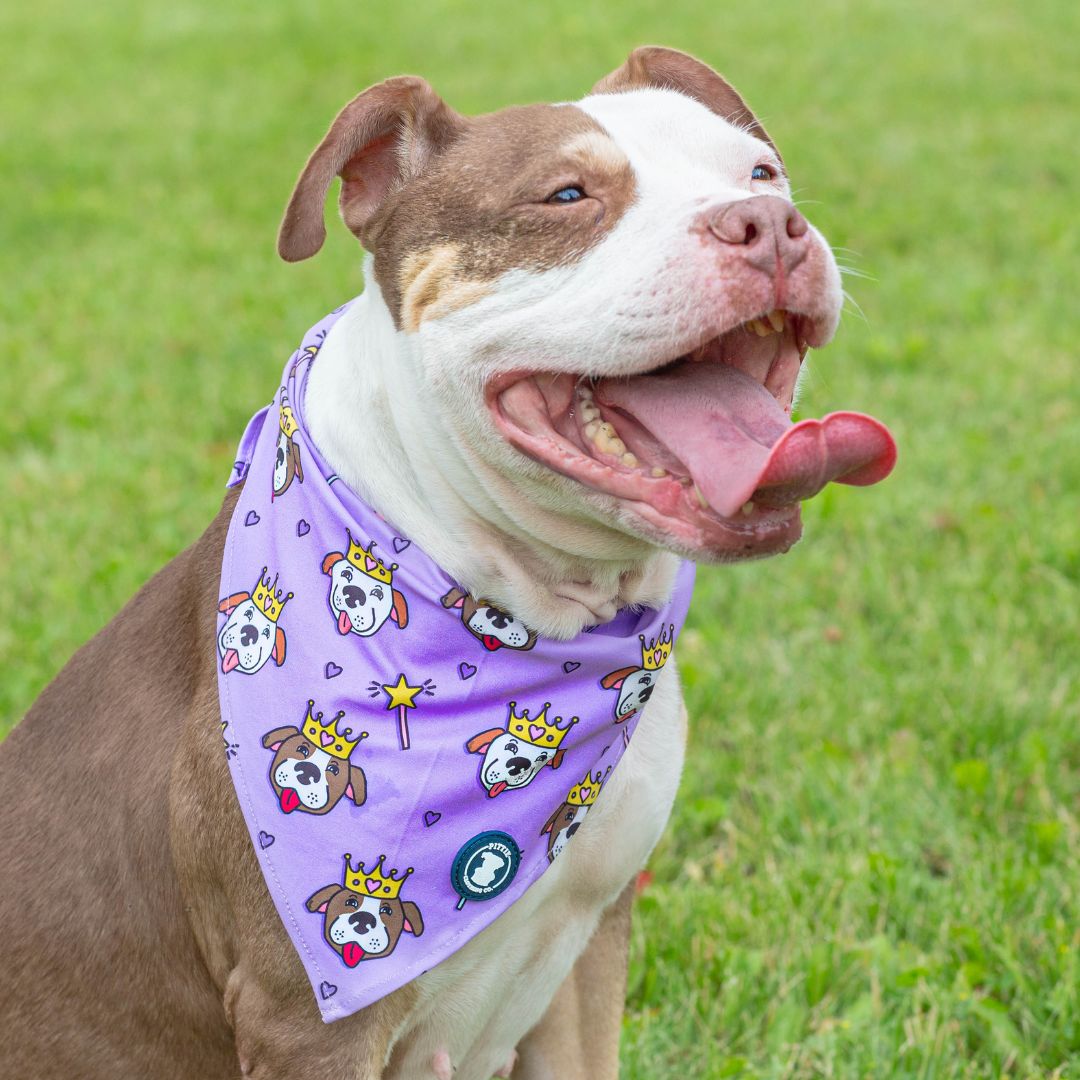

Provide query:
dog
left=262, top=701, right=368, bottom=815
left=600, top=624, right=675, bottom=723
left=322, top=529, right=409, bottom=637
left=540, top=767, right=610, bottom=861
left=441, top=586, right=538, bottom=652
left=0, top=46, right=895, bottom=1080
left=272, top=388, right=305, bottom=498
left=466, top=701, right=576, bottom=797
left=306, top=856, right=425, bottom=968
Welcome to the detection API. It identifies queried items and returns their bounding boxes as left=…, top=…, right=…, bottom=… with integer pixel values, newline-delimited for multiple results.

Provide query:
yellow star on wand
left=381, top=673, right=423, bottom=750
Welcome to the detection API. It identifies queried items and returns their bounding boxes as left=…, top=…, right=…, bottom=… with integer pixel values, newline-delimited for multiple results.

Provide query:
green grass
left=2, top=1, right=1077, bottom=1076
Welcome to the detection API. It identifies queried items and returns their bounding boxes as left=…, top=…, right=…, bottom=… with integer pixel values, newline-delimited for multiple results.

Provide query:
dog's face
left=306, top=885, right=423, bottom=967
left=600, top=665, right=657, bottom=723
left=467, top=729, right=563, bottom=797
left=272, top=429, right=302, bottom=497
left=279, top=47, right=894, bottom=566
left=262, top=726, right=366, bottom=815
left=441, top=587, right=537, bottom=651
left=217, top=597, right=282, bottom=675
left=323, top=553, right=407, bottom=638
left=541, top=801, right=591, bottom=861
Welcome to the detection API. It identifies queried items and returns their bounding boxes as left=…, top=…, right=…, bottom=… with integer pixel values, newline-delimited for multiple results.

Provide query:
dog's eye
left=536, top=752, right=548, bottom=763
left=342, top=568, right=353, bottom=581
left=370, top=585, right=384, bottom=600
left=547, top=185, right=586, bottom=204
left=345, top=897, right=358, bottom=909
left=298, top=744, right=308, bottom=756
left=506, top=741, right=518, bottom=754
left=327, top=762, right=339, bottom=775
left=380, top=904, right=392, bottom=917
left=751, top=165, right=775, bottom=182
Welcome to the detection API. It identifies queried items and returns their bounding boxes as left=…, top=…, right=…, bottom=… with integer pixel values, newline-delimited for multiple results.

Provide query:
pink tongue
left=597, top=363, right=896, bottom=517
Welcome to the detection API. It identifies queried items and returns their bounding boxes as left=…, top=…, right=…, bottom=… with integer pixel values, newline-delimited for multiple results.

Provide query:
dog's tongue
left=337, top=610, right=352, bottom=635
left=342, top=942, right=365, bottom=967
left=279, top=788, right=300, bottom=814
left=598, top=363, right=895, bottom=517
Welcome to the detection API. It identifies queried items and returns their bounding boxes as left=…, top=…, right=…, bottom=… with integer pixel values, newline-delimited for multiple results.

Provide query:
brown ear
left=466, top=728, right=504, bottom=755
left=306, top=884, right=341, bottom=914
left=441, top=587, right=467, bottom=610
left=261, top=726, right=299, bottom=751
left=218, top=591, right=250, bottom=615
left=278, top=76, right=465, bottom=262
left=592, top=46, right=780, bottom=161
left=346, top=764, right=367, bottom=807
left=540, top=805, right=563, bottom=836
left=601, top=666, right=638, bottom=690
left=400, top=900, right=424, bottom=937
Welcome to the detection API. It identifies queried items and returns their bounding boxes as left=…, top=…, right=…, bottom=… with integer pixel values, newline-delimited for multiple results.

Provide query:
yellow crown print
left=279, top=391, right=299, bottom=439
left=343, top=854, right=412, bottom=900
left=639, top=623, right=674, bottom=672
left=345, top=530, right=397, bottom=586
left=301, top=701, right=367, bottom=761
left=507, top=701, right=578, bottom=748
left=566, top=768, right=602, bottom=808
left=252, top=568, right=293, bottom=622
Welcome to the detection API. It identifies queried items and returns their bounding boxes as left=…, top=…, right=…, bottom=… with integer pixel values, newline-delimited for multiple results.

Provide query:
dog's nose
left=295, top=760, right=321, bottom=785
left=349, top=911, right=377, bottom=934
left=240, top=624, right=258, bottom=646
left=708, top=195, right=809, bottom=275
left=566, top=823, right=580, bottom=839
left=506, top=756, right=531, bottom=776
left=342, top=584, right=367, bottom=609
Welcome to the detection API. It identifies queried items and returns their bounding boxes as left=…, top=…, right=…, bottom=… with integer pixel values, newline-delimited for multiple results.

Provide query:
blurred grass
left=1, top=0, right=1078, bottom=1076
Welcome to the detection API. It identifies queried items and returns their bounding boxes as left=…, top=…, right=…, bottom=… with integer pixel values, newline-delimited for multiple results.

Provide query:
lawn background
left=1, top=1, right=1077, bottom=1076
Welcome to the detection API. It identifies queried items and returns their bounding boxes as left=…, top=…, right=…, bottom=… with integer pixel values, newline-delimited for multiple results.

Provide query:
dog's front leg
left=511, top=881, right=634, bottom=1080
left=224, top=961, right=410, bottom=1079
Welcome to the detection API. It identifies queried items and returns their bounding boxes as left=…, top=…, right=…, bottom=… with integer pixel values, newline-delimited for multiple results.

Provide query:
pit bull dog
left=466, top=702, right=577, bottom=797
left=441, top=586, right=539, bottom=652
left=0, top=46, right=895, bottom=1080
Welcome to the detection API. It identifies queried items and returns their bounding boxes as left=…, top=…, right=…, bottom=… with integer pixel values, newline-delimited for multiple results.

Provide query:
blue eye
left=751, top=165, right=775, bottom=182
left=547, top=185, right=585, bottom=204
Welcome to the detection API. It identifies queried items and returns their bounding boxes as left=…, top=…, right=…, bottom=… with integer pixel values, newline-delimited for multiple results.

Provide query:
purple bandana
left=216, top=303, right=696, bottom=1021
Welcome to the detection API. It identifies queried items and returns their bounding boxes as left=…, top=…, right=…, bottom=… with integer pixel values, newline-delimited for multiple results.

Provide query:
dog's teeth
left=607, top=437, right=627, bottom=456
left=741, top=501, right=755, bottom=516
left=650, top=467, right=668, bottom=478
left=621, top=452, right=638, bottom=467
left=580, top=404, right=599, bottom=422
left=679, top=476, right=692, bottom=486
left=578, top=385, right=593, bottom=401
left=751, top=318, right=771, bottom=337
left=693, top=485, right=710, bottom=510
left=584, top=420, right=601, bottom=439
left=767, top=309, right=785, bottom=333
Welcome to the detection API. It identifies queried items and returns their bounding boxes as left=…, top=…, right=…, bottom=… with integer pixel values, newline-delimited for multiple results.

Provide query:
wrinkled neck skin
left=304, top=266, right=679, bottom=639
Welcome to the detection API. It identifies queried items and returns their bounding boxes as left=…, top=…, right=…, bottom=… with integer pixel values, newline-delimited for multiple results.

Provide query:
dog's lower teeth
left=767, top=309, right=785, bottom=332
left=581, top=405, right=599, bottom=422
left=741, top=501, right=755, bottom=515
left=621, top=452, right=638, bottom=467
left=651, top=467, right=667, bottom=478
left=694, top=485, right=709, bottom=510
left=584, top=420, right=601, bottom=439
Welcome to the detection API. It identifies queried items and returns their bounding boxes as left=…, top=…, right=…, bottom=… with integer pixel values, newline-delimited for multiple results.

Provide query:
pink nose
left=709, top=195, right=810, bottom=275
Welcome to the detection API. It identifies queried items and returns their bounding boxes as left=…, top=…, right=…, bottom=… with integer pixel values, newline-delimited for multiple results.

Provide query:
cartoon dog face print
left=541, top=767, right=609, bottom=861
left=599, top=665, right=657, bottom=724
left=466, top=702, right=577, bottom=798
left=307, top=856, right=423, bottom=967
left=600, top=625, right=675, bottom=722
left=217, top=569, right=291, bottom=675
left=322, top=531, right=408, bottom=638
left=262, top=703, right=368, bottom=816
left=441, top=587, right=538, bottom=652
left=272, top=390, right=304, bottom=499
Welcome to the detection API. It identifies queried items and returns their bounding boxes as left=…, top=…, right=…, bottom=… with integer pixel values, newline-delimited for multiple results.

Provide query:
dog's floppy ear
left=218, top=591, right=250, bottom=616
left=290, top=441, right=304, bottom=483
left=306, top=884, right=340, bottom=914
left=262, top=726, right=299, bottom=752
left=441, top=587, right=467, bottom=610
left=601, top=666, right=638, bottom=690
left=322, top=552, right=344, bottom=575
left=592, top=46, right=780, bottom=162
left=345, top=764, right=367, bottom=807
left=400, top=900, right=424, bottom=937
left=390, top=589, right=409, bottom=629
left=551, top=749, right=566, bottom=770
left=272, top=627, right=287, bottom=666
left=540, top=805, right=563, bottom=836
left=278, top=77, right=465, bottom=262
left=466, top=728, right=504, bottom=755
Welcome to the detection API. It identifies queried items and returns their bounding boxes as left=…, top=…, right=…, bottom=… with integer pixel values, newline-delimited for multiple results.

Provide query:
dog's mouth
left=487, top=311, right=896, bottom=558
left=342, top=942, right=366, bottom=967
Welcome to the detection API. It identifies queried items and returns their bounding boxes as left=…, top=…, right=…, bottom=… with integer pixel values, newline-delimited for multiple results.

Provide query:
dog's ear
left=278, top=77, right=465, bottom=262
left=345, top=764, right=367, bottom=807
left=601, top=666, right=638, bottom=690
left=551, top=749, right=566, bottom=770
left=540, top=805, right=563, bottom=836
left=466, top=729, right=504, bottom=755
left=322, top=552, right=344, bottom=575
left=592, top=46, right=780, bottom=161
left=441, top=587, right=467, bottom=610
left=306, top=884, right=340, bottom=914
left=262, top=726, right=299, bottom=752
left=390, top=589, right=409, bottom=629
left=400, top=900, right=424, bottom=937
left=218, top=591, right=250, bottom=616
left=272, top=627, right=287, bottom=666
left=520, top=629, right=538, bottom=651
left=291, top=441, right=304, bottom=483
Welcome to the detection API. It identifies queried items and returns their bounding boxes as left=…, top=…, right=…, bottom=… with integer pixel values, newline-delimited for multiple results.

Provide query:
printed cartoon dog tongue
left=596, top=361, right=896, bottom=517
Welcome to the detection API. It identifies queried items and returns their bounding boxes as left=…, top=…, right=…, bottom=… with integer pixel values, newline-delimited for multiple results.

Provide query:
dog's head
left=217, top=573, right=290, bottom=675
left=278, top=47, right=894, bottom=565
left=262, top=709, right=367, bottom=816
left=322, top=531, right=408, bottom=637
left=600, top=665, right=655, bottom=724
left=441, top=586, right=537, bottom=652
left=466, top=703, right=576, bottom=797
left=541, top=800, right=591, bottom=862
left=307, top=858, right=423, bottom=967
left=272, top=390, right=304, bottom=497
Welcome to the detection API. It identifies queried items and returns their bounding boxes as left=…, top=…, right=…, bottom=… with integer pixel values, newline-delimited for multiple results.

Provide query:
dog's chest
left=385, top=663, right=685, bottom=1080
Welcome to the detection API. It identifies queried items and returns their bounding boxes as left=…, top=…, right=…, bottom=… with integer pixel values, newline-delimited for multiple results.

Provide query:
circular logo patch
left=451, top=831, right=522, bottom=910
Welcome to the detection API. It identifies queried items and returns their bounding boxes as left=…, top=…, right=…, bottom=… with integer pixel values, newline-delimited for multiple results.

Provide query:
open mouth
left=487, top=310, right=896, bottom=558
